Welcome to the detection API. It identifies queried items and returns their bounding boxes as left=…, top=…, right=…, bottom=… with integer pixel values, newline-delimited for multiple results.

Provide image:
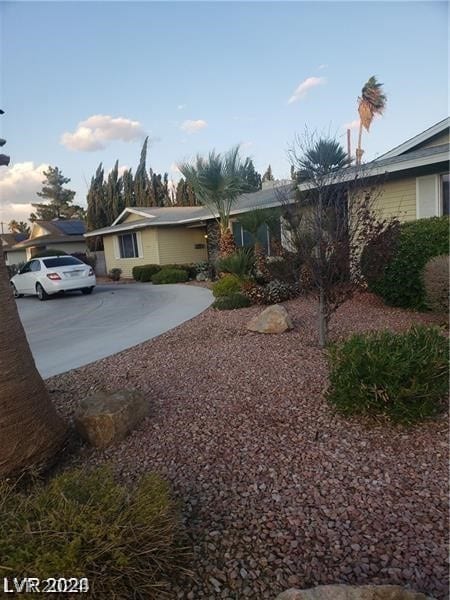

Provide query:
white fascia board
left=111, top=207, right=156, bottom=226
left=376, top=118, right=450, bottom=161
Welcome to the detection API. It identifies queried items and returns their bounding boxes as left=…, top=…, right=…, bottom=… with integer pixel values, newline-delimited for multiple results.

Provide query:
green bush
left=266, top=254, right=300, bottom=284
left=108, top=268, right=122, bottom=281
left=152, top=268, right=188, bottom=284
left=163, top=264, right=197, bottom=280
left=212, top=293, right=251, bottom=310
left=0, top=468, right=189, bottom=599
left=326, top=326, right=449, bottom=424
left=262, top=280, right=299, bottom=304
left=133, top=264, right=161, bottom=282
left=33, top=249, right=68, bottom=258
left=217, top=249, right=255, bottom=278
left=367, top=216, right=449, bottom=309
left=423, top=255, right=449, bottom=314
left=212, top=274, right=242, bottom=298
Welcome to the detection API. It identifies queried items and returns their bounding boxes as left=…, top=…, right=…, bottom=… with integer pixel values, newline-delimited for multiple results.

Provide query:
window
left=441, top=174, right=449, bottom=215
left=118, top=232, right=139, bottom=258
left=42, top=257, right=83, bottom=268
left=30, top=260, right=41, bottom=272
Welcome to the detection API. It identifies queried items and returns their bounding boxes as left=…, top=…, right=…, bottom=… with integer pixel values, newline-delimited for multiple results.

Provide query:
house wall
left=30, top=223, right=50, bottom=238
left=418, top=131, right=449, bottom=150
left=103, top=228, right=160, bottom=278
left=123, top=213, right=147, bottom=223
left=157, top=227, right=208, bottom=265
left=5, top=249, right=27, bottom=266
left=375, top=176, right=417, bottom=222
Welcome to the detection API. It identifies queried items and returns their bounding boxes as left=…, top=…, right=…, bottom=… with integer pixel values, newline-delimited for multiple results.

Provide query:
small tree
left=31, top=166, right=85, bottom=221
left=178, top=146, right=248, bottom=257
left=280, top=131, right=399, bottom=347
left=8, top=220, right=30, bottom=235
left=262, top=164, right=274, bottom=182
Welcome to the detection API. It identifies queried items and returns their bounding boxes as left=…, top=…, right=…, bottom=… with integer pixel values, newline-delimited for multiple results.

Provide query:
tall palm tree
left=178, top=146, right=248, bottom=257
left=0, top=250, right=66, bottom=477
left=356, top=76, right=387, bottom=165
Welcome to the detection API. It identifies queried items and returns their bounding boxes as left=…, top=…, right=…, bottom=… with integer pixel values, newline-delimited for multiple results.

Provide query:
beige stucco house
left=1, top=232, right=28, bottom=266
left=86, top=118, right=449, bottom=277
left=8, top=219, right=88, bottom=263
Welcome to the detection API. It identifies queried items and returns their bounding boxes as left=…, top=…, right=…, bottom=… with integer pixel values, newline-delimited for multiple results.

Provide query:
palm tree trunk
left=356, top=122, right=364, bottom=166
left=0, top=251, right=66, bottom=477
left=219, top=225, right=237, bottom=257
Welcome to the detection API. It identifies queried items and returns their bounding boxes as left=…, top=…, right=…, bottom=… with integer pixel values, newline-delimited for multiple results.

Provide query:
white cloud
left=180, top=119, right=208, bottom=134
left=343, top=119, right=360, bottom=130
left=61, top=114, right=146, bottom=151
left=0, top=161, right=49, bottom=224
left=288, top=77, right=326, bottom=104
left=177, top=104, right=187, bottom=110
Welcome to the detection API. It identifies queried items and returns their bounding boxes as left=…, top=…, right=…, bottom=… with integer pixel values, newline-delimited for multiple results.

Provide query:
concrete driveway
left=16, top=283, right=213, bottom=379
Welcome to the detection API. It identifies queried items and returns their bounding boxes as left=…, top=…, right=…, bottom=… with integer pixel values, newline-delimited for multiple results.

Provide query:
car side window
left=30, top=260, right=41, bottom=272
left=20, top=262, right=32, bottom=274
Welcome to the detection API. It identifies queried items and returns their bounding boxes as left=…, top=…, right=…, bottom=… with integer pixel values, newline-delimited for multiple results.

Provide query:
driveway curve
left=16, top=283, right=213, bottom=379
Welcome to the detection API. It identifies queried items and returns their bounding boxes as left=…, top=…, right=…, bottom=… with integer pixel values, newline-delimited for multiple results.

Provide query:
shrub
left=266, top=254, right=300, bottom=284
left=326, top=326, right=449, bottom=424
left=7, top=262, right=25, bottom=278
left=133, top=264, right=161, bottom=282
left=72, top=253, right=96, bottom=269
left=240, top=280, right=266, bottom=304
left=262, top=280, right=299, bottom=304
left=152, top=268, right=188, bottom=284
left=367, top=216, right=449, bottom=309
left=163, top=264, right=197, bottom=280
left=0, top=467, right=189, bottom=599
left=212, top=293, right=251, bottom=310
left=212, top=274, right=242, bottom=298
left=217, top=248, right=255, bottom=278
left=108, top=268, right=122, bottom=281
left=33, top=249, right=68, bottom=258
left=423, top=255, right=449, bottom=314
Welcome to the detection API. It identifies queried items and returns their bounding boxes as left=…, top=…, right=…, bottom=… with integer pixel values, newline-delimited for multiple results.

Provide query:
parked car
left=10, top=256, right=96, bottom=301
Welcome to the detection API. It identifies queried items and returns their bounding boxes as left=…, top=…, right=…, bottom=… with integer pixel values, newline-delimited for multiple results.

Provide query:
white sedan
left=11, top=255, right=96, bottom=301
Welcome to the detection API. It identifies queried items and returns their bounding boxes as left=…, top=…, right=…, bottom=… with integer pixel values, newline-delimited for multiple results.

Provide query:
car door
left=28, top=259, right=42, bottom=293
left=15, top=261, right=33, bottom=293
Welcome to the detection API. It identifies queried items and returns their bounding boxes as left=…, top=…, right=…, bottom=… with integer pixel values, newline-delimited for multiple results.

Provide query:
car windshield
left=42, top=257, right=84, bottom=268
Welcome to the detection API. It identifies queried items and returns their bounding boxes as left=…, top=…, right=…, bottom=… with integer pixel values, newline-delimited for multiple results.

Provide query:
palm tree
left=293, top=138, right=351, bottom=181
left=0, top=242, right=66, bottom=477
left=237, top=207, right=282, bottom=273
left=8, top=220, right=30, bottom=235
left=356, top=76, right=387, bottom=165
left=178, top=146, right=248, bottom=257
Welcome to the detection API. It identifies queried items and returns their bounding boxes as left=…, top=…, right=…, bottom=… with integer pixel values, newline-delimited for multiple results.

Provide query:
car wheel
left=36, top=283, right=49, bottom=301
left=81, top=287, right=94, bottom=295
left=11, top=283, right=23, bottom=298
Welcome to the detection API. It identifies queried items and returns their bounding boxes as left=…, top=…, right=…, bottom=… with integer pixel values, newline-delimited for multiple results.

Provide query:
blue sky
left=0, top=1, right=448, bottom=225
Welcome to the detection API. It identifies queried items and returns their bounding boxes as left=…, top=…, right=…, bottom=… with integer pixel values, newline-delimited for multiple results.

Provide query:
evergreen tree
left=241, top=158, right=262, bottom=191
left=104, top=160, right=124, bottom=223
left=122, top=168, right=135, bottom=207
left=30, top=166, right=83, bottom=221
left=262, top=164, right=274, bottom=182
left=86, top=163, right=107, bottom=231
left=134, top=137, right=153, bottom=206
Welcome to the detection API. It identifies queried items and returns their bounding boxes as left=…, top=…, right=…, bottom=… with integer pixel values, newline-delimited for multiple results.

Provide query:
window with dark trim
left=118, top=232, right=139, bottom=258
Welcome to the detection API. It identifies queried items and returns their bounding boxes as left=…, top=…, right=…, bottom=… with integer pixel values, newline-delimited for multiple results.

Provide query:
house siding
left=103, top=228, right=160, bottom=278
left=375, top=176, right=417, bottom=222
left=28, top=241, right=87, bottom=259
left=5, top=249, right=27, bottom=266
left=417, top=131, right=449, bottom=150
left=157, top=227, right=208, bottom=265
left=123, top=213, right=147, bottom=223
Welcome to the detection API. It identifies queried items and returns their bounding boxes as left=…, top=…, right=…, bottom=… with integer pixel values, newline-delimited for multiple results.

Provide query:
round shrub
left=0, top=468, right=189, bottom=599
left=326, top=325, right=449, bottom=424
left=367, top=216, right=449, bottom=309
left=212, top=274, right=242, bottom=298
left=133, top=264, right=162, bottom=282
left=262, top=280, right=299, bottom=304
left=151, top=268, right=188, bottom=284
left=108, top=268, right=122, bottom=281
left=216, top=249, right=255, bottom=278
left=423, top=255, right=449, bottom=314
left=212, top=293, right=251, bottom=310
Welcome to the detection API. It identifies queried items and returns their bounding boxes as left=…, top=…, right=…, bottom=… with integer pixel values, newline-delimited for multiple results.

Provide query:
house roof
left=32, top=219, right=86, bottom=236
left=85, top=183, right=294, bottom=238
left=1, top=232, right=28, bottom=250
left=11, top=234, right=86, bottom=249
left=374, top=117, right=450, bottom=161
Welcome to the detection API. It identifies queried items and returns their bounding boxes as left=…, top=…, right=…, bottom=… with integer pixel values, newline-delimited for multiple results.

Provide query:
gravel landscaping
left=48, top=294, right=448, bottom=600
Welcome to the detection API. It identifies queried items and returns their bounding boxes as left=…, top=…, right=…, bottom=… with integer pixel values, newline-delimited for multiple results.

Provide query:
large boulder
left=246, top=304, right=293, bottom=334
left=74, top=389, right=149, bottom=448
left=275, top=585, right=435, bottom=600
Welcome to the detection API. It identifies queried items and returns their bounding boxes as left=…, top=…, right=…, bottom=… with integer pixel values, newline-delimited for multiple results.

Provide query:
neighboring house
left=85, top=118, right=449, bottom=277
left=1, top=232, right=28, bottom=266
left=9, top=219, right=88, bottom=262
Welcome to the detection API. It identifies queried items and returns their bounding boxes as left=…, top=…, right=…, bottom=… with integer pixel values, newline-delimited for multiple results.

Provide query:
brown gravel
left=48, top=294, right=449, bottom=600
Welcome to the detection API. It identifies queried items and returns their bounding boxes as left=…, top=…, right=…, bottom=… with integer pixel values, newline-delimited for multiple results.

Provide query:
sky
left=0, top=1, right=448, bottom=227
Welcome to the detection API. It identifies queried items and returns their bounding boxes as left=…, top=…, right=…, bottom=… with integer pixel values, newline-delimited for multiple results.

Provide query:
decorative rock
left=275, top=585, right=436, bottom=600
left=246, top=304, right=293, bottom=334
left=74, top=389, right=149, bottom=448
